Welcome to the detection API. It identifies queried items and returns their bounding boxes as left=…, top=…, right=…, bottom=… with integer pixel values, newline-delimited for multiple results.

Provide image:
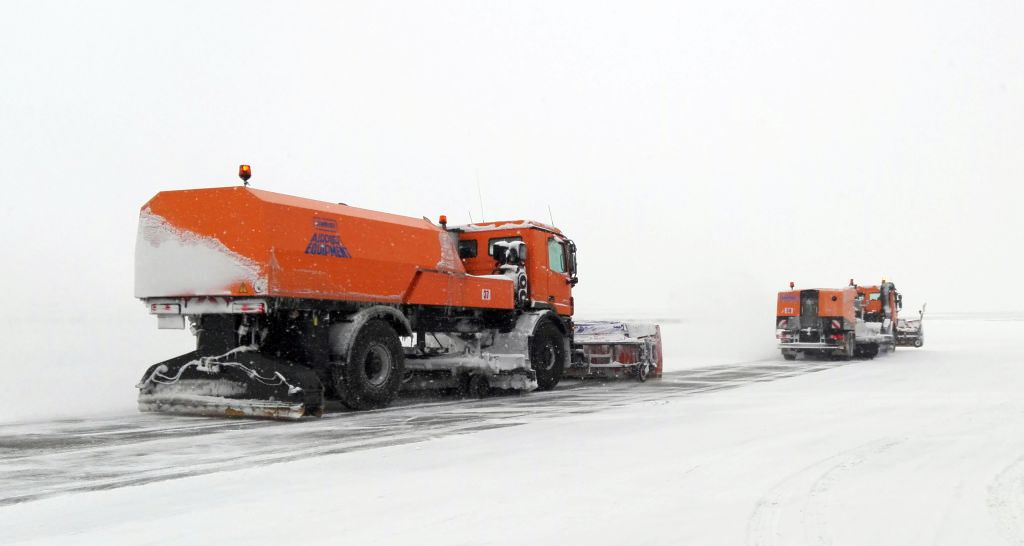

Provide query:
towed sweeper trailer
left=135, top=171, right=661, bottom=419
left=566, top=321, right=664, bottom=381
left=896, top=304, right=925, bottom=348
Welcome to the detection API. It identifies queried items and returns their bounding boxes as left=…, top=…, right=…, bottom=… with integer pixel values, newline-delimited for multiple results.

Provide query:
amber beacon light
left=239, top=164, right=252, bottom=185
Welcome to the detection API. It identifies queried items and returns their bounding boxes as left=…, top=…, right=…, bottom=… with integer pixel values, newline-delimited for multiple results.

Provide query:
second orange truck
left=776, top=280, right=904, bottom=360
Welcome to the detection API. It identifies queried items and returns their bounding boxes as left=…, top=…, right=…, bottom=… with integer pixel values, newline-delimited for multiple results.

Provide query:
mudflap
left=137, top=349, right=325, bottom=420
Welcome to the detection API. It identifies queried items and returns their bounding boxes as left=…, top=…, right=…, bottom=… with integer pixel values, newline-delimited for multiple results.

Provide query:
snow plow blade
left=137, top=349, right=325, bottom=420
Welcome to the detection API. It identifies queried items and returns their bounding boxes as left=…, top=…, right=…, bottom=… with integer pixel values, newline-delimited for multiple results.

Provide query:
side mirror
left=567, top=239, right=578, bottom=276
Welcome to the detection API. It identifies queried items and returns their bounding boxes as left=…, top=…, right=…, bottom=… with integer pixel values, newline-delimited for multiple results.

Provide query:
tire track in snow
left=746, top=438, right=903, bottom=546
left=988, top=454, right=1024, bottom=545
left=0, top=357, right=857, bottom=507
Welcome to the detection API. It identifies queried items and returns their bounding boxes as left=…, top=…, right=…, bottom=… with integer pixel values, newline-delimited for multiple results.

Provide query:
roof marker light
left=239, top=164, right=252, bottom=185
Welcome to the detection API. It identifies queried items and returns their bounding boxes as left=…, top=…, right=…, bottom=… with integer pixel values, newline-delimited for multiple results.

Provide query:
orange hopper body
left=135, top=187, right=514, bottom=310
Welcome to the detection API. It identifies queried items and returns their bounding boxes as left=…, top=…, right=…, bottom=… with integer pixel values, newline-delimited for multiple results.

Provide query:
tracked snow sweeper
left=567, top=322, right=664, bottom=381
left=775, top=279, right=903, bottom=360
left=135, top=168, right=661, bottom=419
left=896, top=303, right=926, bottom=348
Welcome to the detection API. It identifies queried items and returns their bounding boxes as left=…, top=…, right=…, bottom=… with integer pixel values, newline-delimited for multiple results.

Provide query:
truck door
left=545, top=236, right=573, bottom=315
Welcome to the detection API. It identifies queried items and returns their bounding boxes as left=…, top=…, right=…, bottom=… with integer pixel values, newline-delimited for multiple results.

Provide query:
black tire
left=839, top=333, right=855, bottom=361
left=637, top=364, right=650, bottom=382
left=467, top=374, right=490, bottom=399
left=530, top=320, right=566, bottom=391
left=333, top=319, right=404, bottom=410
left=914, top=339, right=923, bottom=348
left=782, top=350, right=797, bottom=361
left=858, top=343, right=879, bottom=359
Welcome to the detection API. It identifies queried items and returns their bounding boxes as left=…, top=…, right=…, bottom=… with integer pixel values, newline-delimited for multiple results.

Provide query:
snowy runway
left=2, top=317, right=1022, bottom=545
left=0, top=358, right=843, bottom=507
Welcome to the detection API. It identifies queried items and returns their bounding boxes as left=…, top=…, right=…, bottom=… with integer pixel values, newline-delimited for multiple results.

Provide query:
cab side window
left=488, top=236, right=522, bottom=257
left=458, top=239, right=477, bottom=259
left=548, top=238, right=567, bottom=273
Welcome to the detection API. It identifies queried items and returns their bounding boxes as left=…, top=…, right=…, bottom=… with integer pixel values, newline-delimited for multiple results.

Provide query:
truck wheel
left=467, top=374, right=490, bottom=399
left=333, top=319, right=404, bottom=410
left=914, top=339, right=923, bottom=348
left=841, top=333, right=855, bottom=360
left=859, top=343, right=879, bottom=359
left=531, top=320, right=566, bottom=391
left=782, top=350, right=797, bottom=361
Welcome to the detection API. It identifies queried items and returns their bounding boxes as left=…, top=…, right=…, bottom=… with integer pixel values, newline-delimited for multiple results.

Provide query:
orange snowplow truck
left=776, top=280, right=902, bottom=360
left=776, top=286, right=858, bottom=360
left=135, top=183, right=593, bottom=419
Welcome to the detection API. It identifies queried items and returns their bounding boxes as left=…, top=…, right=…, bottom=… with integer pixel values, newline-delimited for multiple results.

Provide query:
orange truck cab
left=452, top=220, right=577, bottom=316
left=849, top=280, right=902, bottom=356
left=852, top=281, right=901, bottom=325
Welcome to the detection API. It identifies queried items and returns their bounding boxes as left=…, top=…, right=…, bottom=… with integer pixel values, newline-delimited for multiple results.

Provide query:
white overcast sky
left=1, top=1, right=1022, bottom=319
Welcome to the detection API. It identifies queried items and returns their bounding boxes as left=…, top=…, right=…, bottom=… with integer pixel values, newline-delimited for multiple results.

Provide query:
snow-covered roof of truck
left=454, top=220, right=563, bottom=235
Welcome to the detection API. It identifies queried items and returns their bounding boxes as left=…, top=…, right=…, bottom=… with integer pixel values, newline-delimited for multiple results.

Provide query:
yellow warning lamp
left=239, top=164, right=252, bottom=186
left=789, top=281, right=795, bottom=289
left=439, top=215, right=448, bottom=229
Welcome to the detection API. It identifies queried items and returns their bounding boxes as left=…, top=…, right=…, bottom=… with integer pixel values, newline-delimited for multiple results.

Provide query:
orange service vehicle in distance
left=776, top=279, right=905, bottom=361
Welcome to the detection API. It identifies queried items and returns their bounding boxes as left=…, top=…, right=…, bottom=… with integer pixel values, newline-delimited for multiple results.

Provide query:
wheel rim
left=540, top=345, right=557, bottom=371
left=363, top=344, right=393, bottom=387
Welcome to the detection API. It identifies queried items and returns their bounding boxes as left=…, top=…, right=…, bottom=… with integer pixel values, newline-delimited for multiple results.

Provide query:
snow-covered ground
left=0, top=311, right=772, bottom=425
left=2, top=315, right=1022, bottom=545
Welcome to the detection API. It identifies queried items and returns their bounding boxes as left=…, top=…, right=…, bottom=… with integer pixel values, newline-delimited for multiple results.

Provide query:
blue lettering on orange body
left=305, top=217, right=351, bottom=259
